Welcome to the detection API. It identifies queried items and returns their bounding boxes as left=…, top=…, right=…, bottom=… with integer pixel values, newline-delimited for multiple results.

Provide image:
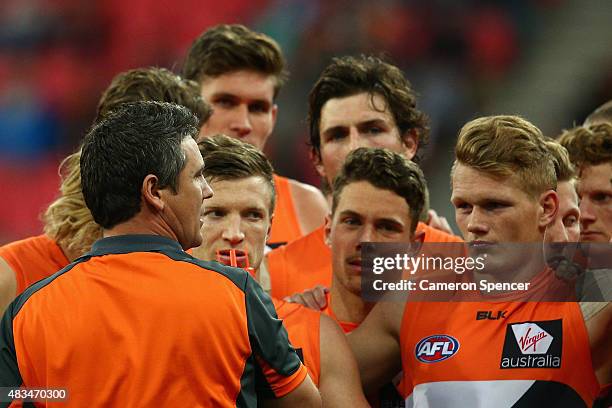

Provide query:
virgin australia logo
left=512, top=323, right=553, bottom=354
left=500, top=320, right=562, bottom=369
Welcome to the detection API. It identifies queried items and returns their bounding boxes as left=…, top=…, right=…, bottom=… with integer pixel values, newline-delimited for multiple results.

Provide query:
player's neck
left=104, top=215, right=179, bottom=245
left=330, top=277, right=374, bottom=325
left=473, top=245, right=546, bottom=287
left=58, top=242, right=80, bottom=263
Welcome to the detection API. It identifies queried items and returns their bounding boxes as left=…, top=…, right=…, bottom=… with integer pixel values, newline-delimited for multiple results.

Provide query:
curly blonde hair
left=43, top=150, right=102, bottom=257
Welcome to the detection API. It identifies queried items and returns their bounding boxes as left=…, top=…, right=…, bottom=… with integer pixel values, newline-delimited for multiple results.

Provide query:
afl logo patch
left=415, top=335, right=460, bottom=363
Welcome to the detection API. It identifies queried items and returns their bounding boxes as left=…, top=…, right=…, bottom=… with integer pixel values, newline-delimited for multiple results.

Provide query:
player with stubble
left=182, top=24, right=328, bottom=247
left=348, top=115, right=609, bottom=407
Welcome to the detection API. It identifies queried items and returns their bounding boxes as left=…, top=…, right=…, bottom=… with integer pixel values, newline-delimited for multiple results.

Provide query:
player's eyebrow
left=194, top=164, right=205, bottom=177
left=336, top=210, right=365, bottom=221
left=357, top=119, right=389, bottom=128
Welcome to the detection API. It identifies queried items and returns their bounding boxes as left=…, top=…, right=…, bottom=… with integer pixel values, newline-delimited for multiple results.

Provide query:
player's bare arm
left=289, top=179, right=329, bottom=236
left=0, top=258, right=16, bottom=313
left=581, top=301, right=612, bottom=386
left=261, top=374, right=321, bottom=408
left=318, top=314, right=369, bottom=407
left=347, top=295, right=404, bottom=395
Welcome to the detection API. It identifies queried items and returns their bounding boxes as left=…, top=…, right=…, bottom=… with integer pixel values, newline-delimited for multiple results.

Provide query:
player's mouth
left=469, top=240, right=495, bottom=248
left=216, top=249, right=249, bottom=268
left=580, top=231, right=607, bottom=242
left=346, top=256, right=362, bottom=273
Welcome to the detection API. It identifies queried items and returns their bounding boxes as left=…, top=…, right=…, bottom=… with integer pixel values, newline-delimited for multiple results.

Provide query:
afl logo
left=415, top=335, right=460, bottom=363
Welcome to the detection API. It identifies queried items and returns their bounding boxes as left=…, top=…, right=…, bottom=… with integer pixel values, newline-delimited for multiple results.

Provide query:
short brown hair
left=182, top=24, right=287, bottom=97
left=82, top=102, right=199, bottom=229
left=308, top=54, right=429, bottom=160
left=96, top=67, right=211, bottom=127
left=332, top=147, right=426, bottom=233
left=557, top=123, right=612, bottom=168
left=453, top=115, right=556, bottom=197
left=545, top=138, right=575, bottom=183
left=198, top=134, right=276, bottom=213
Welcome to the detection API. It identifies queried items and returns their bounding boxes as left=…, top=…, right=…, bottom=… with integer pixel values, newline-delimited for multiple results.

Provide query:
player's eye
left=249, top=102, right=269, bottom=113
left=325, top=129, right=347, bottom=142
left=205, top=210, right=225, bottom=218
left=214, top=97, right=236, bottom=108
left=245, top=211, right=264, bottom=220
left=563, top=215, right=578, bottom=227
left=593, top=193, right=612, bottom=204
left=342, top=217, right=360, bottom=226
left=483, top=202, right=507, bottom=211
left=378, top=222, right=402, bottom=233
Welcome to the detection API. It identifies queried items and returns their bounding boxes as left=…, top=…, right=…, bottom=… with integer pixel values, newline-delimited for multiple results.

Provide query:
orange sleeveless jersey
left=0, top=235, right=307, bottom=407
left=273, top=298, right=321, bottom=386
left=0, top=234, right=69, bottom=295
left=400, top=301, right=599, bottom=407
left=320, top=292, right=359, bottom=334
left=268, top=174, right=302, bottom=246
left=268, top=222, right=463, bottom=299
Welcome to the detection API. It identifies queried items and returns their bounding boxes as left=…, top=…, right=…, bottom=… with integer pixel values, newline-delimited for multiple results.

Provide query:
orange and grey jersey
left=400, top=301, right=599, bottom=407
left=273, top=298, right=321, bottom=386
left=0, top=235, right=307, bottom=407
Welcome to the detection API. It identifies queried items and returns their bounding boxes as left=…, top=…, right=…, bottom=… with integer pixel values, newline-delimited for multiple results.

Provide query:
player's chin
left=345, top=276, right=362, bottom=294
left=188, top=232, right=204, bottom=250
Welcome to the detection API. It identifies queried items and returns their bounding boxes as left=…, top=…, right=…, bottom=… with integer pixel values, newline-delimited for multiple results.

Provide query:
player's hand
left=427, top=209, right=454, bottom=235
left=284, top=285, right=329, bottom=310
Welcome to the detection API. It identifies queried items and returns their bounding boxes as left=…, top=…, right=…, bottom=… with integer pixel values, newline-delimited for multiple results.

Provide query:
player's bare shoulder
left=287, top=178, right=329, bottom=235
left=0, top=256, right=17, bottom=313
left=580, top=301, right=610, bottom=321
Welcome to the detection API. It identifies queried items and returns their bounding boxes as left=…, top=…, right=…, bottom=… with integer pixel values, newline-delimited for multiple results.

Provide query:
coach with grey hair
left=0, top=101, right=320, bottom=407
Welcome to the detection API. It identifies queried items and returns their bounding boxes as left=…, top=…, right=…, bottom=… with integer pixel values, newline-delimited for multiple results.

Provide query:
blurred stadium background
left=0, top=0, right=611, bottom=244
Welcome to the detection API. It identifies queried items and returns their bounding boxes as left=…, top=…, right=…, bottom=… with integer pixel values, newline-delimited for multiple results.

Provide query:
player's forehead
left=199, top=69, right=275, bottom=101
left=182, top=138, right=204, bottom=170
left=320, top=92, right=397, bottom=130
left=577, top=163, right=612, bottom=191
left=557, top=181, right=577, bottom=203
left=207, top=176, right=272, bottom=210
left=451, top=164, right=527, bottom=203
left=336, top=181, right=410, bottom=219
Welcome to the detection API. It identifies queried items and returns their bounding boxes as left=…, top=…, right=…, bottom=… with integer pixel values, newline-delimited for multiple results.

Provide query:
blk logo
left=415, top=335, right=460, bottom=363
left=476, top=310, right=507, bottom=320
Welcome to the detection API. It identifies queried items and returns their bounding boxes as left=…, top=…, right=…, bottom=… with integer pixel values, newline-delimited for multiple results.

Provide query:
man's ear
left=538, top=189, right=559, bottom=229
left=410, top=229, right=426, bottom=253
left=401, top=129, right=419, bottom=160
left=266, top=214, right=274, bottom=241
left=260, top=105, right=278, bottom=150
left=324, top=214, right=332, bottom=247
left=413, top=230, right=425, bottom=244
left=142, top=174, right=165, bottom=212
left=309, top=146, right=326, bottom=179
left=271, top=104, right=278, bottom=128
